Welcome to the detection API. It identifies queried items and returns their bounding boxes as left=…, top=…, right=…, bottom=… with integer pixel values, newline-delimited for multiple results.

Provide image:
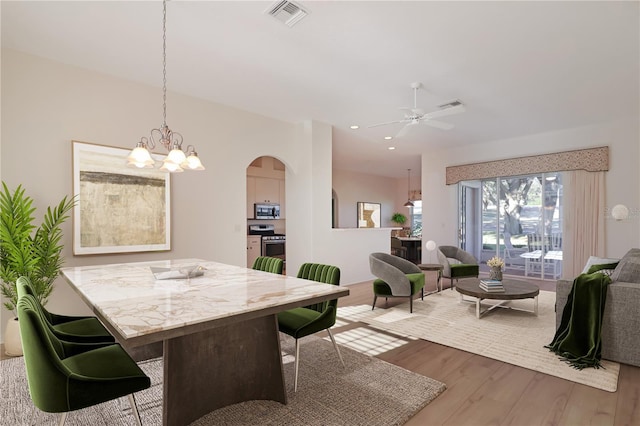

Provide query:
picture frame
left=72, top=141, right=171, bottom=255
left=357, top=202, right=381, bottom=228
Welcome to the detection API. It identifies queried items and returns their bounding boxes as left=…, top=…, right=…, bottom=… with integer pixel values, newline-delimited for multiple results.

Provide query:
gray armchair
left=369, top=252, right=425, bottom=313
left=437, top=245, right=479, bottom=290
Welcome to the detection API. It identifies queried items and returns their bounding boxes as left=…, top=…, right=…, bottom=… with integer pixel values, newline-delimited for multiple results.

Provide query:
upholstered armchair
left=437, top=245, right=479, bottom=290
left=369, top=252, right=425, bottom=313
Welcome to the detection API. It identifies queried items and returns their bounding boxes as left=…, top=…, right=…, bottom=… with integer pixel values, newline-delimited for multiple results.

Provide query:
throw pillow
left=610, top=248, right=640, bottom=283
left=581, top=256, right=620, bottom=274
left=587, top=262, right=619, bottom=276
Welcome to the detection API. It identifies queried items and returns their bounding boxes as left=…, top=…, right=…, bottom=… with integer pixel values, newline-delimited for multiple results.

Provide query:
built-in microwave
left=254, top=203, right=280, bottom=219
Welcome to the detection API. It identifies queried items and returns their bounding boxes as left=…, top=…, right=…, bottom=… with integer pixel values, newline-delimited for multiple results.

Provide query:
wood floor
left=2, top=274, right=639, bottom=425
left=337, top=276, right=640, bottom=426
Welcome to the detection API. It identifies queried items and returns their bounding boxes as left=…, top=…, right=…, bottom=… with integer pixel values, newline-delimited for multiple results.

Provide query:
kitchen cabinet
left=247, top=236, right=261, bottom=268
left=255, top=178, right=280, bottom=204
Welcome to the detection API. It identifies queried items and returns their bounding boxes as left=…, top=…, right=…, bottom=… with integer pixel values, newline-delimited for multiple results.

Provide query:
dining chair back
left=277, top=263, right=344, bottom=392
left=16, top=276, right=114, bottom=343
left=251, top=256, right=284, bottom=274
left=17, top=294, right=150, bottom=425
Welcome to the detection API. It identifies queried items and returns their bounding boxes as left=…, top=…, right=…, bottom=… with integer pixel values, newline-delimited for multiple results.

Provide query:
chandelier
left=127, top=0, right=205, bottom=172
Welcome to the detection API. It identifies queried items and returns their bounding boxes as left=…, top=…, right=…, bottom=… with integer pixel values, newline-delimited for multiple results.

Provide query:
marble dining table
left=61, top=258, right=349, bottom=426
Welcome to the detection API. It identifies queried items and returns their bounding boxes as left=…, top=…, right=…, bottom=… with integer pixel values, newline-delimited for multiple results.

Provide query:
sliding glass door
left=460, top=172, right=563, bottom=280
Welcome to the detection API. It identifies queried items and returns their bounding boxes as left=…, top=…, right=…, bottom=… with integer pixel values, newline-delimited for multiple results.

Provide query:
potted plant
left=0, top=182, right=75, bottom=356
left=391, top=212, right=408, bottom=237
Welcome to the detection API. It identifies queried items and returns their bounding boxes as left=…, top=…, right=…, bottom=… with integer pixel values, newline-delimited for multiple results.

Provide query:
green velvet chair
left=369, top=252, right=425, bottom=313
left=16, top=276, right=115, bottom=344
left=251, top=256, right=284, bottom=274
left=17, top=294, right=150, bottom=426
left=437, top=245, right=479, bottom=290
left=277, top=263, right=344, bottom=392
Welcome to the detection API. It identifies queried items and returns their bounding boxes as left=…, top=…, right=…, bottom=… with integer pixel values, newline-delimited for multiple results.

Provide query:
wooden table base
left=163, top=314, right=287, bottom=426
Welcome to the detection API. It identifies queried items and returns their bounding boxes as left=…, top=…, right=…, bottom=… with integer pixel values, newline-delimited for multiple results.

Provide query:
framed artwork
left=357, top=202, right=381, bottom=228
left=72, top=141, right=171, bottom=255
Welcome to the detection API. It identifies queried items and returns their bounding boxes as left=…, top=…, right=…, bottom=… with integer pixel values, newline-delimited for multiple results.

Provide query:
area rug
left=337, top=290, right=619, bottom=392
left=0, top=335, right=445, bottom=425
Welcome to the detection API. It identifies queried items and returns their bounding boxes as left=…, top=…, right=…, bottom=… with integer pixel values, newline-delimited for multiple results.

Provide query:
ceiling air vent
left=266, top=0, right=308, bottom=27
left=438, top=99, right=464, bottom=109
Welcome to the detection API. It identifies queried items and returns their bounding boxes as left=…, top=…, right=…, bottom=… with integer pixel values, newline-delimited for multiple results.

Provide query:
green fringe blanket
left=546, top=272, right=611, bottom=369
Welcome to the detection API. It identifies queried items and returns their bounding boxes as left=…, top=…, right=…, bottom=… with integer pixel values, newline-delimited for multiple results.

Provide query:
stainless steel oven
left=262, top=236, right=285, bottom=262
left=248, top=224, right=285, bottom=263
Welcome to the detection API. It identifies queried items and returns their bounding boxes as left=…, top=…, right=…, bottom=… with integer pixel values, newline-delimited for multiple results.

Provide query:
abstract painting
left=72, top=141, right=170, bottom=254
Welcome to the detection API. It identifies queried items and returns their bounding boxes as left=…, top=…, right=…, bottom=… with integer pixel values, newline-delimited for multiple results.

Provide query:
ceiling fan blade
left=395, top=122, right=417, bottom=138
left=424, top=104, right=466, bottom=119
left=368, top=119, right=405, bottom=128
left=423, top=119, right=454, bottom=130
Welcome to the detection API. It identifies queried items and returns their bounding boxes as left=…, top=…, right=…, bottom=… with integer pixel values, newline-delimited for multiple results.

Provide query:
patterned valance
left=445, top=146, right=609, bottom=185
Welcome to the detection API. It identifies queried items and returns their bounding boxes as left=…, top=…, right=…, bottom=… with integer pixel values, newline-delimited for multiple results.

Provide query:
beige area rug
left=0, top=335, right=445, bottom=425
left=337, top=289, right=619, bottom=392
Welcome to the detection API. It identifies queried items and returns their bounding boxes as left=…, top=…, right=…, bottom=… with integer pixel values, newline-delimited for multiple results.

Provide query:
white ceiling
left=2, top=1, right=638, bottom=178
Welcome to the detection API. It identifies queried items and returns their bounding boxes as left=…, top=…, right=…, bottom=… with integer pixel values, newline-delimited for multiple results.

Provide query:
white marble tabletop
left=61, top=258, right=348, bottom=344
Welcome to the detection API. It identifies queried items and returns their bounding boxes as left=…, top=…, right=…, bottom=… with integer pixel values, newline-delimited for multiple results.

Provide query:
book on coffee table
left=480, top=279, right=505, bottom=292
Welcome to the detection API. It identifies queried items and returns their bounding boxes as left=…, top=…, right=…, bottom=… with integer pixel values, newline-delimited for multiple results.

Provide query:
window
left=459, top=173, right=562, bottom=280
left=411, top=200, right=422, bottom=237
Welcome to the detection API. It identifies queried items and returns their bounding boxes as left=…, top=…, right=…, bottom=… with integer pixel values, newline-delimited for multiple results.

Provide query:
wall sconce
left=611, top=204, right=629, bottom=221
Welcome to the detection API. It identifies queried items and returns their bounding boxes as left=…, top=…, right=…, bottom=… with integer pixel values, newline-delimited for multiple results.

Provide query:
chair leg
left=372, top=294, right=377, bottom=310
left=294, top=338, right=301, bottom=392
left=128, top=393, right=143, bottom=426
left=58, top=413, right=67, bottom=426
left=327, top=329, right=345, bottom=367
left=421, top=287, right=424, bottom=301
left=410, top=296, right=413, bottom=313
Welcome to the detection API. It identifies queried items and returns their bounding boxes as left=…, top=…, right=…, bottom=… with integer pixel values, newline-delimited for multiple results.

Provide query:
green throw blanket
left=546, top=272, right=611, bottom=369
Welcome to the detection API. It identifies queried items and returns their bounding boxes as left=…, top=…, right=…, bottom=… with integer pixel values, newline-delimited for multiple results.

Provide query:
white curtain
left=562, top=170, right=606, bottom=278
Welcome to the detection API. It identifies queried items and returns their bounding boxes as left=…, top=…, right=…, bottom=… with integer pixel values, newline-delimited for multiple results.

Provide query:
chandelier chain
left=162, top=0, right=167, bottom=127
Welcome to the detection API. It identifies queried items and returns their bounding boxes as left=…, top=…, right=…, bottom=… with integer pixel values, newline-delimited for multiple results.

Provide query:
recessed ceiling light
left=384, top=136, right=392, bottom=140
left=350, top=125, right=359, bottom=130
left=388, top=146, right=395, bottom=150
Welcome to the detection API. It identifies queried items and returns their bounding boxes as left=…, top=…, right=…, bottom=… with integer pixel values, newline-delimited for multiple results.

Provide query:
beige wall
left=421, top=117, right=640, bottom=265
left=0, top=50, right=393, bottom=342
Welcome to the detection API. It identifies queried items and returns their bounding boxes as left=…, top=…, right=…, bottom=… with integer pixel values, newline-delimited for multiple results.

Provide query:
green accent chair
left=369, top=252, right=425, bottom=313
left=17, top=295, right=151, bottom=426
left=16, top=276, right=115, bottom=344
left=277, top=263, right=344, bottom=392
left=437, top=245, right=479, bottom=290
left=251, top=256, right=284, bottom=274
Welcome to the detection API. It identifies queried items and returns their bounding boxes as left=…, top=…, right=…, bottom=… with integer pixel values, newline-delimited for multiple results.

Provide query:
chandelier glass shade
left=127, top=0, right=205, bottom=173
left=404, top=168, right=414, bottom=208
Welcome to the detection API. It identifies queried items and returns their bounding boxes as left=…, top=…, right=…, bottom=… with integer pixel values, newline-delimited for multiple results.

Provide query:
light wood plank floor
left=2, top=275, right=638, bottom=425
left=337, top=276, right=640, bottom=426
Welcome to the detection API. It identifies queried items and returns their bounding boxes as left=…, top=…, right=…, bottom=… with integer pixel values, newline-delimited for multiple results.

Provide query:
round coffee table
left=455, top=279, right=540, bottom=319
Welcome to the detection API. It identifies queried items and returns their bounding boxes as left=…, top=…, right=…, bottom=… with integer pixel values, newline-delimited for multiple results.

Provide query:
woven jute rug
left=0, top=335, right=445, bottom=425
left=338, top=289, right=619, bottom=392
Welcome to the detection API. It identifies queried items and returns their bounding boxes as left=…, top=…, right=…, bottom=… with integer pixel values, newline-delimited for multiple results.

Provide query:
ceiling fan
left=368, top=82, right=465, bottom=138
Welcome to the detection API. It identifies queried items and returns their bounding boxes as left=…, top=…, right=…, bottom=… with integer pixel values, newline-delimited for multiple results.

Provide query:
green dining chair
left=251, top=256, right=284, bottom=274
left=277, top=263, right=344, bottom=392
left=17, top=295, right=151, bottom=426
left=16, top=276, right=115, bottom=343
